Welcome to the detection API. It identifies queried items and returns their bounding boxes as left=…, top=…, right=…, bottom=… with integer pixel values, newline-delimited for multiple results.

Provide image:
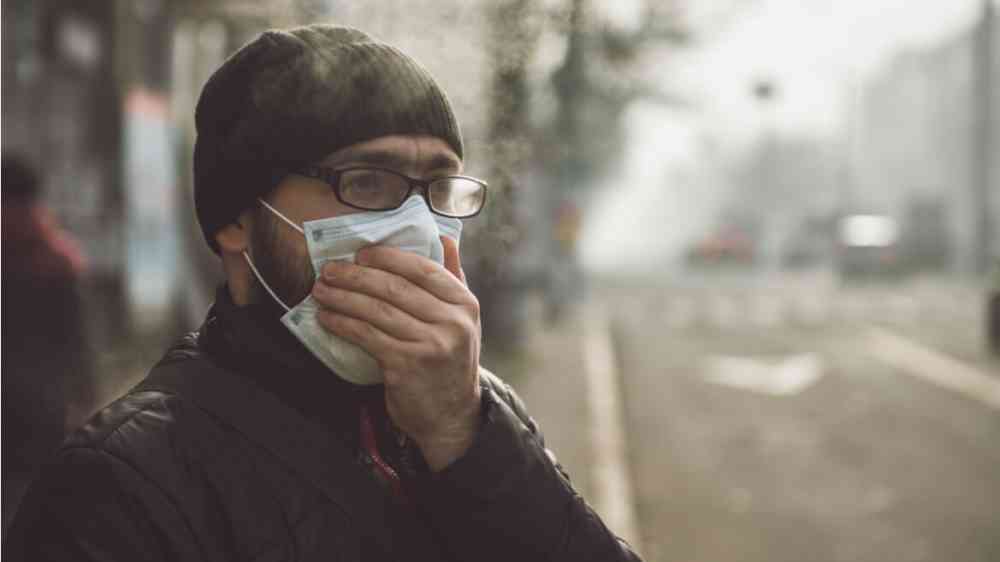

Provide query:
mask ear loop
left=258, top=198, right=305, bottom=234
left=242, top=251, right=292, bottom=313
left=242, top=198, right=302, bottom=313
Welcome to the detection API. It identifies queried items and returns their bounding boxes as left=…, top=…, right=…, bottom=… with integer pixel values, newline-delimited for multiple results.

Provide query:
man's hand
left=312, top=237, right=481, bottom=471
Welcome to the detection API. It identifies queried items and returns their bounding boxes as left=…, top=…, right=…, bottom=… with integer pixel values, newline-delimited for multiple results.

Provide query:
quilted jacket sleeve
left=411, top=373, right=642, bottom=562
left=4, top=447, right=200, bottom=562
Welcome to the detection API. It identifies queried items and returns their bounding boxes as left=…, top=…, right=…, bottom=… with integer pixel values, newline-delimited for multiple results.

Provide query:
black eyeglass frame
left=294, top=165, right=488, bottom=219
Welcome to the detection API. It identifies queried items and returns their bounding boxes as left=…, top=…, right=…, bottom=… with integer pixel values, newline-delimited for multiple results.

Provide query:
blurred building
left=3, top=0, right=303, bottom=402
left=2, top=2, right=312, bottom=313
left=853, top=3, right=999, bottom=274
left=4, top=1, right=124, bottom=310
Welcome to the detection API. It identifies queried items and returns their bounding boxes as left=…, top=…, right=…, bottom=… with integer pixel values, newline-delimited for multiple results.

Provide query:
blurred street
left=511, top=271, right=999, bottom=562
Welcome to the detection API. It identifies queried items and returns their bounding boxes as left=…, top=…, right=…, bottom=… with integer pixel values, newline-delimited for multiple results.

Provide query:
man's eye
left=344, top=172, right=381, bottom=191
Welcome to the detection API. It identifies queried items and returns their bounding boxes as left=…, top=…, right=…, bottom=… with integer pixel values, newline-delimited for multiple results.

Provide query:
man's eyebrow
left=329, top=149, right=461, bottom=173
left=331, top=149, right=408, bottom=169
left=426, top=153, right=461, bottom=172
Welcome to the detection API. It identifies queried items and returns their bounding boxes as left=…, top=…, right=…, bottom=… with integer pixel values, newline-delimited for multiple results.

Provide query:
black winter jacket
left=5, top=288, right=641, bottom=561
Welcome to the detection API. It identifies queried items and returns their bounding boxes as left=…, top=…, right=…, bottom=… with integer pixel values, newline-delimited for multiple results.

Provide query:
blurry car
left=988, top=260, right=1000, bottom=358
left=782, top=215, right=833, bottom=269
left=685, top=227, right=757, bottom=267
left=836, top=214, right=903, bottom=280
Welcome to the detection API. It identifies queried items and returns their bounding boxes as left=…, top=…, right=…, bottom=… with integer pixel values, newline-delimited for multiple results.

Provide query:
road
left=595, top=271, right=1000, bottom=562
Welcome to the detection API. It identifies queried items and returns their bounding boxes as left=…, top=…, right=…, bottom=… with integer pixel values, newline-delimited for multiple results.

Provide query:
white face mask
left=243, top=195, right=462, bottom=385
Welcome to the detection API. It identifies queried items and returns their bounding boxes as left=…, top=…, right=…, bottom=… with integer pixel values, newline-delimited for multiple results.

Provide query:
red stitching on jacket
left=359, top=404, right=408, bottom=504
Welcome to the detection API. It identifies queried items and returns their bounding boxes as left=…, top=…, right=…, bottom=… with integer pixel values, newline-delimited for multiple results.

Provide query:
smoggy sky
left=578, top=0, right=992, bottom=272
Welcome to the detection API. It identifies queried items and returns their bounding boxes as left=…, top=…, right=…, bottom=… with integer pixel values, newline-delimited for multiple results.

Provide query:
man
left=5, top=25, right=641, bottom=561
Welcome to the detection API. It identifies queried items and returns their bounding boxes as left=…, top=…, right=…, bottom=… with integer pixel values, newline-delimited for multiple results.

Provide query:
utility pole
left=972, top=0, right=995, bottom=273
left=551, top=0, right=588, bottom=191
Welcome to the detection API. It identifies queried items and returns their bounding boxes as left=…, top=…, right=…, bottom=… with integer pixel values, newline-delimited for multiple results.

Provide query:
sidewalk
left=481, top=293, right=597, bottom=503
left=485, top=293, right=644, bottom=552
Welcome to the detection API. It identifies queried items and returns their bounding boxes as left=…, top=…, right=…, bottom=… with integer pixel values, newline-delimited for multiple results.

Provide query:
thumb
left=440, top=236, right=466, bottom=284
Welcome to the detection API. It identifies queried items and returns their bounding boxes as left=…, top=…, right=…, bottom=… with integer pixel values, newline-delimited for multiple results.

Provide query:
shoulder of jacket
left=478, top=366, right=539, bottom=436
left=64, top=331, right=218, bottom=450
left=63, top=376, right=232, bottom=465
left=64, top=390, right=171, bottom=447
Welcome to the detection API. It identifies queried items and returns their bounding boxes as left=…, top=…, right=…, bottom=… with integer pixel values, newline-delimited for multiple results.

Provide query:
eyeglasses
left=295, top=166, right=488, bottom=219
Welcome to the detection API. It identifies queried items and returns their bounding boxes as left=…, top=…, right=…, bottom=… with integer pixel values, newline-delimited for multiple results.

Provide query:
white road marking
left=703, top=353, right=825, bottom=396
left=583, top=303, right=644, bottom=554
left=866, top=327, right=1000, bottom=410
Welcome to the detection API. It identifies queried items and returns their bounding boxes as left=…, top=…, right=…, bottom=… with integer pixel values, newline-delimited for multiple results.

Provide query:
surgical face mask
left=243, top=195, right=462, bottom=385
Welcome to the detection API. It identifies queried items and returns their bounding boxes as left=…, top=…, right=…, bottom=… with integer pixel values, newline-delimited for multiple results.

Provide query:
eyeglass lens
left=428, top=177, right=486, bottom=217
left=338, top=169, right=484, bottom=217
left=339, top=169, right=408, bottom=210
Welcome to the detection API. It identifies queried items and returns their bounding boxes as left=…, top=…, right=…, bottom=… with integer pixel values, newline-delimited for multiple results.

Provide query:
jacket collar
left=198, top=284, right=377, bottom=447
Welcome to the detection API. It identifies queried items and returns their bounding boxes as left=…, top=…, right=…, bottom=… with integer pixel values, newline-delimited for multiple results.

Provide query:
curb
left=582, top=301, right=644, bottom=554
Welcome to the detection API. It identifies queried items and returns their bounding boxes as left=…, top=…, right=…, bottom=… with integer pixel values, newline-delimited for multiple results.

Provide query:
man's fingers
left=360, top=245, right=468, bottom=302
left=320, top=260, right=453, bottom=323
left=316, top=308, right=414, bottom=363
left=312, top=282, right=425, bottom=342
left=344, top=246, right=471, bottom=306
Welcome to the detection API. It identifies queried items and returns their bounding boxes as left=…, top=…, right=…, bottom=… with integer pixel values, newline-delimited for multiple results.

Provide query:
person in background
left=2, top=153, right=95, bottom=533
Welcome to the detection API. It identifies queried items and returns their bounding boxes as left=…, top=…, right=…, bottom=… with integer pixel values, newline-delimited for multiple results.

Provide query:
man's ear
left=215, top=210, right=253, bottom=254
left=216, top=209, right=257, bottom=306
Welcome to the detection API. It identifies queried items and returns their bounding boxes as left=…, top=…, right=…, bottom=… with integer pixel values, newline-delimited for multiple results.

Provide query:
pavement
left=482, top=294, right=598, bottom=503
left=484, top=292, right=644, bottom=551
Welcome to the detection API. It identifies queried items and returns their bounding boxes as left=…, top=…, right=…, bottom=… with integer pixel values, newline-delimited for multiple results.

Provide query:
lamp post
left=753, top=78, right=782, bottom=273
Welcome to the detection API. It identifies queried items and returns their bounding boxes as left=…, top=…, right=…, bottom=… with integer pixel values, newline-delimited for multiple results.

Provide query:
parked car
left=685, top=228, right=756, bottom=266
left=836, top=214, right=903, bottom=280
left=782, top=215, right=834, bottom=269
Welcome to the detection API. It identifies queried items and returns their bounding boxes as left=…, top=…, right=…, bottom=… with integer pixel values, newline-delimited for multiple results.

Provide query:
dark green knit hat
left=193, top=24, right=464, bottom=252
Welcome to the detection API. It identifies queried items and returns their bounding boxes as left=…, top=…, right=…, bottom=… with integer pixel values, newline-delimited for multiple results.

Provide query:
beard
left=248, top=206, right=316, bottom=316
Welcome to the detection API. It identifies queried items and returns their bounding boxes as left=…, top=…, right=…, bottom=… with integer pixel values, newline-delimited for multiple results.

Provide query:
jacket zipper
left=359, top=404, right=409, bottom=505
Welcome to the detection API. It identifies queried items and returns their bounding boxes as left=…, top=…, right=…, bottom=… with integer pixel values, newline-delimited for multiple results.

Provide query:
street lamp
left=752, top=78, right=782, bottom=272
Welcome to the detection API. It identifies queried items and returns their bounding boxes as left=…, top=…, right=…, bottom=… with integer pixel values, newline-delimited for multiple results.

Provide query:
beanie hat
left=193, top=24, right=463, bottom=253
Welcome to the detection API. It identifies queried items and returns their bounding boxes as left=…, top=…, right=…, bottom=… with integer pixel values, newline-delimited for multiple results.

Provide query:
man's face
left=249, top=134, right=463, bottom=308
